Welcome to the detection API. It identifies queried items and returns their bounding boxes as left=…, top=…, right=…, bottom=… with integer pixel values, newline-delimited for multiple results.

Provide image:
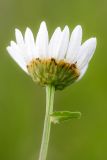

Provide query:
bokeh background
left=0, top=0, right=106, bottom=159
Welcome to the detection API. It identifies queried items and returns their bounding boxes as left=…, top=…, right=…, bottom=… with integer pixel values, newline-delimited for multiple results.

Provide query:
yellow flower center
left=27, top=58, right=80, bottom=90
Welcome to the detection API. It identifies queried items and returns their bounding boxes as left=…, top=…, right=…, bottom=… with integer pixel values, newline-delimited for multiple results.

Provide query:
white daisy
left=7, top=21, right=97, bottom=90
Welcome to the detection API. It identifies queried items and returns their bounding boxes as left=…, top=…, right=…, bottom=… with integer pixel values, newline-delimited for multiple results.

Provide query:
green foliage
left=50, top=111, right=81, bottom=124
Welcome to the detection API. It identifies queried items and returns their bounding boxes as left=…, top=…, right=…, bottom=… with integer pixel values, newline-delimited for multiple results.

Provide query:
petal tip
left=10, top=41, right=16, bottom=46
left=90, top=37, right=97, bottom=48
left=15, top=28, right=19, bottom=32
left=75, top=25, right=82, bottom=31
left=25, top=27, right=31, bottom=33
left=6, top=46, right=10, bottom=52
left=15, top=28, right=21, bottom=33
left=63, top=25, right=69, bottom=32
left=25, top=27, right=33, bottom=40
left=56, top=27, right=61, bottom=32
left=40, top=21, right=47, bottom=29
left=71, top=25, right=82, bottom=39
left=38, top=21, right=48, bottom=35
left=15, top=28, right=23, bottom=37
left=93, top=37, right=97, bottom=43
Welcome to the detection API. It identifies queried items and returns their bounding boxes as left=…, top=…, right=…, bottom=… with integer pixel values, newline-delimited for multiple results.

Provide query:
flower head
left=7, top=21, right=97, bottom=90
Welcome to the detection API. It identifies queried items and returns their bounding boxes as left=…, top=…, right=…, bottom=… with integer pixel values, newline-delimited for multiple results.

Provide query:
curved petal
left=77, top=38, right=97, bottom=69
left=35, top=21, right=49, bottom=58
left=77, top=64, right=88, bottom=81
left=57, top=26, right=70, bottom=60
left=15, top=28, right=32, bottom=63
left=48, top=27, right=62, bottom=59
left=25, top=27, right=37, bottom=58
left=66, top=25, right=82, bottom=63
left=7, top=44, right=28, bottom=73
left=15, top=28, right=24, bottom=46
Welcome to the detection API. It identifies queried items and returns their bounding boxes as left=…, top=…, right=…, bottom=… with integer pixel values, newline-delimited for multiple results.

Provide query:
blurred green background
left=0, top=0, right=106, bottom=159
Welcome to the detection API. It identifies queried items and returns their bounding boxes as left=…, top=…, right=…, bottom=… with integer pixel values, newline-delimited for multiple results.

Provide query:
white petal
left=7, top=45, right=28, bottom=73
left=77, top=64, right=88, bottom=81
left=77, top=38, right=97, bottom=69
left=10, top=41, right=23, bottom=57
left=15, top=29, right=24, bottom=46
left=25, top=27, right=37, bottom=58
left=57, top=26, right=70, bottom=60
left=66, top=25, right=82, bottom=62
left=15, top=29, right=32, bottom=63
left=35, top=21, right=48, bottom=58
left=48, top=27, right=62, bottom=59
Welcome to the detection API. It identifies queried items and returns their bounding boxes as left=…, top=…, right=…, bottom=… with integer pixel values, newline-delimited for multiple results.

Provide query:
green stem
left=39, top=85, right=55, bottom=160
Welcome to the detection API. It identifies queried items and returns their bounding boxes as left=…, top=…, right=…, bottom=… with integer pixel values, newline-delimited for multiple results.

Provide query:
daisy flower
left=6, top=21, right=97, bottom=160
left=7, top=21, right=97, bottom=90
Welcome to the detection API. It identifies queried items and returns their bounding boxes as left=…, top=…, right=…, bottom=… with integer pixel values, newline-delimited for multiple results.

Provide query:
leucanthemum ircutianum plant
left=7, top=21, right=97, bottom=160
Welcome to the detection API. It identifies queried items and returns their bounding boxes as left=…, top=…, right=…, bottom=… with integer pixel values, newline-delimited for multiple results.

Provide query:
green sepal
left=27, top=58, right=80, bottom=90
left=50, top=111, right=81, bottom=124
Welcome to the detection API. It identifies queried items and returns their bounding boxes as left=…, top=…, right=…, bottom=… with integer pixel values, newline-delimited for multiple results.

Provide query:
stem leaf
left=50, top=111, right=81, bottom=124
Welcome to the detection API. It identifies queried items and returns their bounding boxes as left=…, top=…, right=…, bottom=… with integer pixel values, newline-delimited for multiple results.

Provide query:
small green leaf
left=50, top=111, right=81, bottom=124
